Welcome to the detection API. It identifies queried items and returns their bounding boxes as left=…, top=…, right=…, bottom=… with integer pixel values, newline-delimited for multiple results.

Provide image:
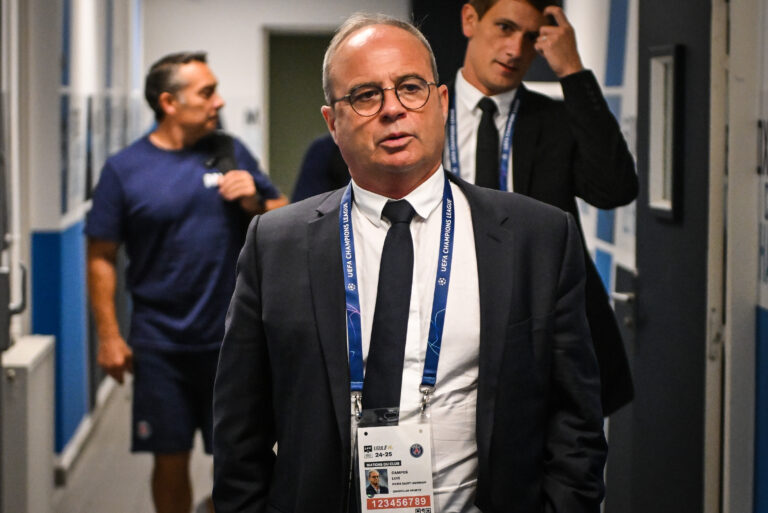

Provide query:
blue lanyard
left=447, top=92, right=520, bottom=191
left=339, top=176, right=456, bottom=401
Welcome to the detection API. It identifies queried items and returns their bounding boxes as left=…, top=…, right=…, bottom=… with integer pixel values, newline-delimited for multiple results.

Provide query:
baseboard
left=54, top=378, right=116, bottom=486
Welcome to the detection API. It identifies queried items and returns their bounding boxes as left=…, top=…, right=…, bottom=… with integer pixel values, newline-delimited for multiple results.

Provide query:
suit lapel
left=307, top=190, right=351, bottom=466
left=451, top=175, right=515, bottom=469
left=512, top=85, right=539, bottom=196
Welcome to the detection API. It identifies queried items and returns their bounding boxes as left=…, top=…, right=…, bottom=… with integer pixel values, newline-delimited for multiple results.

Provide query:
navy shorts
left=131, top=347, right=219, bottom=454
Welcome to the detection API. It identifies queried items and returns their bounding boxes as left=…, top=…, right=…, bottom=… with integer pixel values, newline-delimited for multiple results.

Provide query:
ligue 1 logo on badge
left=410, top=443, right=424, bottom=458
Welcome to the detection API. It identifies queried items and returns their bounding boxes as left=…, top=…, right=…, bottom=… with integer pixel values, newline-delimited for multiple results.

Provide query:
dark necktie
left=362, top=200, right=417, bottom=410
left=475, top=97, right=500, bottom=189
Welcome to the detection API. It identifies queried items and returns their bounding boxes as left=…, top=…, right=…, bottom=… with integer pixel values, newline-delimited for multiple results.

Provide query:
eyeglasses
left=330, top=76, right=437, bottom=117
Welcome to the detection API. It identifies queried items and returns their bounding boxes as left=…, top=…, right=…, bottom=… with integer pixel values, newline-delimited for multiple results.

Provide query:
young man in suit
left=213, top=13, right=606, bottom=513
left=451, top=0, right=638, bottom=415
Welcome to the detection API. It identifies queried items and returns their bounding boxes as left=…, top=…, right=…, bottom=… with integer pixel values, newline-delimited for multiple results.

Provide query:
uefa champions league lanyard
left=339, top=176, right=456, bottom=417
left=447, top=92, right=521, bottom=191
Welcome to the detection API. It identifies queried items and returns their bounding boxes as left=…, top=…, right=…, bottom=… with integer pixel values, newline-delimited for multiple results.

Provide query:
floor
left=52, top=381, right=213, bottom=513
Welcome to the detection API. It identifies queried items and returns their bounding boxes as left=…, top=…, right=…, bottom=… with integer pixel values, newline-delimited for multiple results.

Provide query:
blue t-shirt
left=85, top=133, right=280, bottom=352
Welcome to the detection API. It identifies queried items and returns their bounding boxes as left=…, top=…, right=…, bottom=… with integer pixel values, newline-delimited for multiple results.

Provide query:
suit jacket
left=213, top=172, right=606, bottom=513
left=366, top=484, right=388, bottom=496
left=447, top=70, right=637, bottom=415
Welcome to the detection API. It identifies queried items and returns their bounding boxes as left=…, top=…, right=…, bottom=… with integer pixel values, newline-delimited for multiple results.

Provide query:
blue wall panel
left=605, top=0, right=629, bottom=86
left=32, top=222, right=89, bottom=452
left=31, top=233, right=61, bottom=336
left=756, top=306, right=768, bottom=512
left=596, top=209, right=616, bottom=244
left=594, top=248, right=613, bottom=293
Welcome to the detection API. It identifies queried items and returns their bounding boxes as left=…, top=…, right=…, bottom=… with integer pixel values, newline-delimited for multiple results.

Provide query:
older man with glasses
left=213, top=13, right=606, bottom=513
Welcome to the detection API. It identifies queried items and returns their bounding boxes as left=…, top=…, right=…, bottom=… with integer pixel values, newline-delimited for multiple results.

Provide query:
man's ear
left=321, top=105, right=337, bottom=143
left=461, top=3, right=479, bottom=38
left=437, top=84, right=449, bottom=122
left=157, top=91, right=177, bottom=118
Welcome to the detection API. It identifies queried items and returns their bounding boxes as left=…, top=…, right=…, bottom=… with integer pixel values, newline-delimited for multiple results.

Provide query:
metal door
left=604, top=1, right=719, bottom=512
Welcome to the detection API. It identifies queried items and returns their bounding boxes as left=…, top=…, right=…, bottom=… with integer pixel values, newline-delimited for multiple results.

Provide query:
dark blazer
left=366, top=484, right=389, bottom=496
left=213, top=172, right=607, bottom=513
left=447, top=70, right=637, bottom=415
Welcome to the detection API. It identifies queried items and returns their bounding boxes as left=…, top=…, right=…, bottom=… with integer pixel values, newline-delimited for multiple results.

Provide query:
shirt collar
left=350, top=166, right=446, bottom=228
left=456, top=68, right=519, bottom=119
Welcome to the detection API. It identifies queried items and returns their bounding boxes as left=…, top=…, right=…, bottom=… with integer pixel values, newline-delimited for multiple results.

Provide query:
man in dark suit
left=449, top=0, right=638, bottom=415
left=365, top=471, right=389, bottom=497
left=213, top=13, right=606, bottom=513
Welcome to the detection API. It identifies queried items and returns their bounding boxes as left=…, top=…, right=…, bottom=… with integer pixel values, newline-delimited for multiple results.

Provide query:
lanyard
left=339, top=176, right=456, bottom=415
left=447, top=92, right=520, bottom=191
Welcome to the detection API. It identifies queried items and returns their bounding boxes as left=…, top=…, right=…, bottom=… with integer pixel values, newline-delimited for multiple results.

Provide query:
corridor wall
left=26, top=0, right=143, bottom=456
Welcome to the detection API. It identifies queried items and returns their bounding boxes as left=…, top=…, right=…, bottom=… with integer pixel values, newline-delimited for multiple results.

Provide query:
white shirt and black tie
left=349, top=167, right=483, bottom=513
left=444, top=70, right=519, bottom=191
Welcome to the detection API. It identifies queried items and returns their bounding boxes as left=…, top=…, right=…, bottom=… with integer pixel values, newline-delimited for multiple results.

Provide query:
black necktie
left=363, top=200, right=417, bottom=410
left=475, top=97, right=499, bottom=189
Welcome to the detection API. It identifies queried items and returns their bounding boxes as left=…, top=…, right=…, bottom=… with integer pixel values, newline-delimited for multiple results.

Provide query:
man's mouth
left=495, top=60, right=518, bottom=73
left=379, top=132, right=413, bottom=147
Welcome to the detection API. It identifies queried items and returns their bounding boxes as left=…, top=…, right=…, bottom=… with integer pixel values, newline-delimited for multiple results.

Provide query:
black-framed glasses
left=330, top=76, right=437, bottom=117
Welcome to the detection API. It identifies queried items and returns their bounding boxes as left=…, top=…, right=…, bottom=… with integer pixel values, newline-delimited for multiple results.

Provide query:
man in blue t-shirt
left=85, top=51, right=287, bottom=513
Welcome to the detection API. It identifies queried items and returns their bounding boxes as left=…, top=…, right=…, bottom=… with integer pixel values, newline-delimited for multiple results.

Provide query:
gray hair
left=322, top=13, right=439, bottom=105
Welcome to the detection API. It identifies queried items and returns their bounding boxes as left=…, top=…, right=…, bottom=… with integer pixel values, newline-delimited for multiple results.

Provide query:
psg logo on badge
left=410, top=443, right=424, bottom=458
left=137, top=420, right=152, bottom=440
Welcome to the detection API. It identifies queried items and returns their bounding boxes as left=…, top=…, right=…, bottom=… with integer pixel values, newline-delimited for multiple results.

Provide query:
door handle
left=611, top=291, right=635, bottom=304
left=611, top=291, right=636, bottom=328
left=7, top=261, right=27, bottom=316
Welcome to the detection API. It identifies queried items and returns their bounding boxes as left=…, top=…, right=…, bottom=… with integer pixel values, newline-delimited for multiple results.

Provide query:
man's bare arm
left=87, top=238, right=133, bottom=384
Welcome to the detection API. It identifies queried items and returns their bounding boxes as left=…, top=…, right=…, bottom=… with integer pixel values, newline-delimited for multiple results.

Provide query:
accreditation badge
left=356, top=422, right=434, bottom=513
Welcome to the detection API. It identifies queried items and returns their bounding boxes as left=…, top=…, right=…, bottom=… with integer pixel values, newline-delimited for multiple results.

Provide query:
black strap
left=200, top=131, right=237, bottom=172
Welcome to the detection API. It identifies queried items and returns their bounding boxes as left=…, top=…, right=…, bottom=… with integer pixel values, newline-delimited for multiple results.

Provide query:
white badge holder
left=352, top=399, right=435, bottom=513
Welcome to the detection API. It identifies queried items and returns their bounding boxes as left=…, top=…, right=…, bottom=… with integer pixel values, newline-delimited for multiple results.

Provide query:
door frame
left=713, top=0, right=762, bottom=512
left=262, top=24, right=336, bottom=196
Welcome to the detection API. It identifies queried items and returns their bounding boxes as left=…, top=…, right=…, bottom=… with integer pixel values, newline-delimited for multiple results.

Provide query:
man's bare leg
left=152, top=452, right=192, bottom=513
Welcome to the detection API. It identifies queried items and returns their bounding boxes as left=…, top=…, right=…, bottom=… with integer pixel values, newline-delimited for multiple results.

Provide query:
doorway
left=267, top=31, right=334, bottom=199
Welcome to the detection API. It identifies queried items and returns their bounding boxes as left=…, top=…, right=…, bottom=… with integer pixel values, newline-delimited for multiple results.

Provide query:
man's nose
left=504, top=32, right=525, bottom=58
left=379, top=88, right=406, bottom=120
left=213, top=93, right=225, bottom=110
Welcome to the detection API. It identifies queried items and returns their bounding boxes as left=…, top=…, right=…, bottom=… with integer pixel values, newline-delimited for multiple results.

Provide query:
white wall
left=143, top=0, right=411, bottom=167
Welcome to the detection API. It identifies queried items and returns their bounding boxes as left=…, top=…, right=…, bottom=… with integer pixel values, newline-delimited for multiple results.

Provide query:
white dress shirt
left=349, top=167, right=482, bottom=513
left=444, top=69, right=519, bottom=191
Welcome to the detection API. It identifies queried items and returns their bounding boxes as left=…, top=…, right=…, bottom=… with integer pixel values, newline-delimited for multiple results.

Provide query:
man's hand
left=535, top=6, right=584, bottom=78
left=219, top=170, right=289, bottom=214
left=98, top=334, right=133, bottom=384
left=218, top=170, right=257, bottom=202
